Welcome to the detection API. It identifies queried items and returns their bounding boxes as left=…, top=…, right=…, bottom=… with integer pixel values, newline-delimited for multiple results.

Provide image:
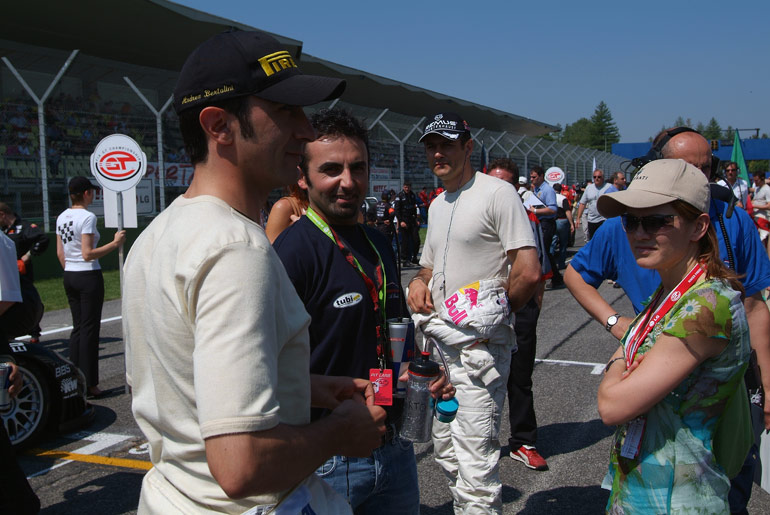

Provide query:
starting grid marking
left=16, top=316, right=122, bottom=341
left=535, top=358, right=606, bottom=375
left=26, top=430, right=150, bottom=478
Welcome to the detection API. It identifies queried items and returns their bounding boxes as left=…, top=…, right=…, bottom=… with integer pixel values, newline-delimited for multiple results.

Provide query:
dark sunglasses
left=621, top=214, right=678, bottom=233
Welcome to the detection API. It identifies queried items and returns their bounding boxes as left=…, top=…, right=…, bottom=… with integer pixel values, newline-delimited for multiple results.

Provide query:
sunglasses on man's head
left=621, top=214, right=678, bottom=233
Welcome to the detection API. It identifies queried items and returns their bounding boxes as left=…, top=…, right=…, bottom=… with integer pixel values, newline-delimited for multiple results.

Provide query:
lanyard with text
left=623, top=262, right=706, bottom=368
left=305, top=207, right=389, bottom=370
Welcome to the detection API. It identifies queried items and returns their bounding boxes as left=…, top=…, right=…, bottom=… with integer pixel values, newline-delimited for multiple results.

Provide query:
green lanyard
left=305, top=207, right=389, bottom=368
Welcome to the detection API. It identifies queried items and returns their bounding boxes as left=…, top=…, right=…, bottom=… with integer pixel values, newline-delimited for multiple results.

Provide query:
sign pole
left=90, top=133, right=146, bottom=396
left=117, top=192, right=124, bottom=291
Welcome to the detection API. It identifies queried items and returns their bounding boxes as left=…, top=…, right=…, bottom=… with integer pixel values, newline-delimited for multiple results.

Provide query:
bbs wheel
left=1, top=358, right=51, bottom=449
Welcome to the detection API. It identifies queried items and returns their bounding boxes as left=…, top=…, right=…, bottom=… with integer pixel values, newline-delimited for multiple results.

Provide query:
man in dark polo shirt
left=274, top=107, right=452, bottom=513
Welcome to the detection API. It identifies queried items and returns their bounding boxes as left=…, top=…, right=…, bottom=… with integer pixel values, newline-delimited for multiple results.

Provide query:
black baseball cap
left=174, top=30, right=346, bottom=113
left=69, top=176, right=98, bottom=194
left=419, top=112, right=471, bottom=142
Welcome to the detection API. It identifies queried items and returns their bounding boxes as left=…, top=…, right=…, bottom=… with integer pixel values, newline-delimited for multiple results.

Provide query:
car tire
left=2, top=358, right=51, bottom=449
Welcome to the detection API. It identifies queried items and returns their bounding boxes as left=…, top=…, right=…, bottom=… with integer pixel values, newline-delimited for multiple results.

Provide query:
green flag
left=731, top=131, right=750, bottom=182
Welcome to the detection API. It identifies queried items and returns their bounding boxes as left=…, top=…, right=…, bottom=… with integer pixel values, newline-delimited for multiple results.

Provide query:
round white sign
left=545, top=166, right=565, bottom=185
left=90, top=134, right=146, bottom=192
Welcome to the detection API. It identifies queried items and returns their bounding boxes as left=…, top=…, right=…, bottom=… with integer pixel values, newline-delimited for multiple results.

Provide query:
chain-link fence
left=1, top=52, right=628, bottom=230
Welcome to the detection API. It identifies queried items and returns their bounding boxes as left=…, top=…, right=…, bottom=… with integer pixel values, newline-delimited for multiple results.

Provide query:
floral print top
left=604, top=278, right=750, bottom=514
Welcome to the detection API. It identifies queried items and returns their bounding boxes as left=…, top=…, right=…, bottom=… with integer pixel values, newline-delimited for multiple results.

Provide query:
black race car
left=1, top=340, right=94, bottom=449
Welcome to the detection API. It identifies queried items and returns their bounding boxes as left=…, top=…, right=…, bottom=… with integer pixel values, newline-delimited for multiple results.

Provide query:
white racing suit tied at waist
left=410, top=278, right=516, bottom=514
left=412, top=277, right=516, bottom=387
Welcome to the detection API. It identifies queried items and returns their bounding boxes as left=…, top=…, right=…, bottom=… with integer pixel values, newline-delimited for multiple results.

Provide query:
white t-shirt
left=123, top=195, right=313, bottom=513
left=579, top=182, right=612, bottom=223
left=0, top=233, right=21, bottom=303
left=753, top=184, right=770, bottom=219
left=421, top=172, right=535, bottom=308
left=718, top=178, right=750, bottom=207
left=56, top=208, right=100, bottom=271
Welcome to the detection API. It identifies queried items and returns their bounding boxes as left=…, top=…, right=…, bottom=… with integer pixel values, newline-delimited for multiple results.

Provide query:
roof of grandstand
left=2, top=0, right=557, bottom=136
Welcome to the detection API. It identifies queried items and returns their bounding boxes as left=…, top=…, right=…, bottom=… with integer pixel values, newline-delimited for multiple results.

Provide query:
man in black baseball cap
left=173, top=30, right=345, bottom=114
left=123, top=30, right=385, bottom=513
left=409, top=111, right=540, bottom=512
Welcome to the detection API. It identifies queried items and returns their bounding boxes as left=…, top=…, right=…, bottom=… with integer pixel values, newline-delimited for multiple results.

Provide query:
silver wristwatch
left=605, top=313, right=620, bottom=332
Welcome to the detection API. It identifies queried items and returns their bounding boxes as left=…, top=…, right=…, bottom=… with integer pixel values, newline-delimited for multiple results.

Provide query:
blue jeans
left=551, top=218, right=570, bottom=270
left=315, top=437, right=419, bottom=514
left=728, top=442, right=758, bottom=514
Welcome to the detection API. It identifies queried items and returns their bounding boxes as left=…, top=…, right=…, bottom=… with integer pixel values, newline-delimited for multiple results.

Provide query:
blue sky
left=175, top=0, right=768, bottom=143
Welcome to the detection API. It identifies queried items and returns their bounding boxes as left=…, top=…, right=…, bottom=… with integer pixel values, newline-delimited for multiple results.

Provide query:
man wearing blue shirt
left=529, top=166, right=564, bottom=288
left=565, top=128, right=770, bottom=514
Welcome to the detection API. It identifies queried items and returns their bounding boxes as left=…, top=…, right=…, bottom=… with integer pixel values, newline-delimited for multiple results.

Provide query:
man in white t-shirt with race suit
left=407, top=112, right=540, bottom=513
left=575, top=169, right=612, bottom=240
left=123, top=30, right=385, bottom=514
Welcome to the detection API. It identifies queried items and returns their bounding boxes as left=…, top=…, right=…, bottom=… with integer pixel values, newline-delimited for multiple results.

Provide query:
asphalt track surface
left=15, top=233, right=770, bottom=514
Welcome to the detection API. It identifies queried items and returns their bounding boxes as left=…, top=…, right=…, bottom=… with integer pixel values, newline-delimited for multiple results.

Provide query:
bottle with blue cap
left=400, top=351, right=440, bottom=442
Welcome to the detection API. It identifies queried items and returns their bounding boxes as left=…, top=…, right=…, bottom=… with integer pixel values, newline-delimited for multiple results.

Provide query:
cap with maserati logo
left=419, top=112, right=471, bottom=142
left=174, top=30, right=346, bottom=113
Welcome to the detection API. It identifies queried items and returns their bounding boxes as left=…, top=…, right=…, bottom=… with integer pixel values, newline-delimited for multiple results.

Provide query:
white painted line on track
left=27, top=431, right=131, bottom=478
left=536, top=358, right=606, bottom=375
left=16, top=316, right=122, bottom=341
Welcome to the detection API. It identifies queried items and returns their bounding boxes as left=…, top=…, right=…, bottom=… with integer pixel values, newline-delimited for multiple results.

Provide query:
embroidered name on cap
left=258, top=51, right=297, bottom=77
left=182, top=85, right=236, bottom=105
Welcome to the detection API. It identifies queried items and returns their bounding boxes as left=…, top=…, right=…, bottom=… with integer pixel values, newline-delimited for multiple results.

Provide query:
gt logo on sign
left=98, top=151, right=141, bottom=180
left=90, top=134, right=146, bottom=193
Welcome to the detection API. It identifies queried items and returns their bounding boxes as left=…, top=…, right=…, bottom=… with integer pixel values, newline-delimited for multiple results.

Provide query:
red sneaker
left=510, top=445, right=548, bottom=471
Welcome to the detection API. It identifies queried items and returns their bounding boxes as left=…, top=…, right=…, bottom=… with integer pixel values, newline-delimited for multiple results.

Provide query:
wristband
left=409, top=276, right=427, bottom=286
left=604, top=357, right=624, bottom=374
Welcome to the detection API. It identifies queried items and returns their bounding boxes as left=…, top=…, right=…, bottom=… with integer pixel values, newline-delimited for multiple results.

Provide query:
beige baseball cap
left=597, top=159, right=710, bottom=218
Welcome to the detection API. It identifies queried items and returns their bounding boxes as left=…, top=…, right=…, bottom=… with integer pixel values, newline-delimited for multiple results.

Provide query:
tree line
left=658, top=116, right=769, bottom=142
left=544, top=101, right=620, bottom=152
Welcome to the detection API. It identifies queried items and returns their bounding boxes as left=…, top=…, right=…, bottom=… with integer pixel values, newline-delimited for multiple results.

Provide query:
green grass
left=32, top=229, right=427, bottom=312
left=35, top=270, right=122, bottom=312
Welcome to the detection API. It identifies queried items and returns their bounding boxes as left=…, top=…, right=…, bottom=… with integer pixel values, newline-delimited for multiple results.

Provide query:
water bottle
left=399, top=351, right=440, bottom=442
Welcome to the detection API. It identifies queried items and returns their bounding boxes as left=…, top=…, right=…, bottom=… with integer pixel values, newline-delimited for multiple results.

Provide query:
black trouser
left=63, top=270, right=104, bottom=387
left=587, top=220, right=605, bottom=241
left=0, top=423, right=39, bottom=514
left=539, top=218, right=563, bottom=285
left=375, top=223, right=394, bottom=245
left=400, top=222, right=420, bottom=262
left=507, top=296, right=541, bottom=449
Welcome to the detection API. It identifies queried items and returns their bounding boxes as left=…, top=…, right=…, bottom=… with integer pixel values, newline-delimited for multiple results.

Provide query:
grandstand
left=1, top=0, right=627, bottom=230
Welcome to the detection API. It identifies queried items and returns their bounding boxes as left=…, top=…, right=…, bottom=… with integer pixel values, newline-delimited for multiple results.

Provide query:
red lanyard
left=623, top=262, right=705, bottom=368
left=306, top=207, right=389, bottom=369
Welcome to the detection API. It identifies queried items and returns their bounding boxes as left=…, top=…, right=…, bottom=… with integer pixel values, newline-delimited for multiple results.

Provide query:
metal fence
left=1, top=54, right=628, bottom=231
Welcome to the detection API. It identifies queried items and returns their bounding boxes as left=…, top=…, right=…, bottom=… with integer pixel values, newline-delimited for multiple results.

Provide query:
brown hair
left=488, top=158, right=519, bottom=175
left=672, top=199, right=744, bottom=297
left=287, top=182, right=309, bottom=210
left=69, top=192, right=85, bottom=205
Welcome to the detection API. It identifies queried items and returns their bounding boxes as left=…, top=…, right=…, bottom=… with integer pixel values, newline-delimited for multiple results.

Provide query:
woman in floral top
left=595, top=159, right=750, bottom=514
